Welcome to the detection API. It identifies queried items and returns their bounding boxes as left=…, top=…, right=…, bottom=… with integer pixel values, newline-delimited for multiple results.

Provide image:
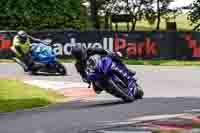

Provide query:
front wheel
left=135, top=88, right=144, bottom=100
left=106, top=79, right=135, bottom=103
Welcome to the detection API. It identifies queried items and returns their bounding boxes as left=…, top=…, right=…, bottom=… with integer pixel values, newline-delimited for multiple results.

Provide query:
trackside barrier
left=0, top=31, right=200, bottom=60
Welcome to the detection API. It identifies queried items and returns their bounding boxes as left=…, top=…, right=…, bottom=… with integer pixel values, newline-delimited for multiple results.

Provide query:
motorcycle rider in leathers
left=71, top=45, right=143, bottom=99
left=11, top=30, right=44, bottom=71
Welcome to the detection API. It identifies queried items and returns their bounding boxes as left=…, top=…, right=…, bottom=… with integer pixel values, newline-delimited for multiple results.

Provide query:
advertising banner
left=0, top=31, right=200, bottom=60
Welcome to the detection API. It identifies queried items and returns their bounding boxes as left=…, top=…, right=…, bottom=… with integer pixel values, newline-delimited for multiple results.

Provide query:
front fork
left=111, top=62, right=137, bottom=97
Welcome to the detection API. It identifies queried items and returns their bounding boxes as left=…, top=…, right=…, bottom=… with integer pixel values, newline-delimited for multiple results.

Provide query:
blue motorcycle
left=72, top=47, right=143, bottom=102
left=14, top=42, right=67, bottom=75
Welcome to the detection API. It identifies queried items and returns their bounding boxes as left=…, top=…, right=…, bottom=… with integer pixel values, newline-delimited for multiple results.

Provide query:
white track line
left=106, top=113, right=186, bottom=126
left=23, top=80, right=88, bottom=91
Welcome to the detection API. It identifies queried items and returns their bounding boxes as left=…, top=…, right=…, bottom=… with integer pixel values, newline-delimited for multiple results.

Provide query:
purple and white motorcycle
left=72, top=47, right=144, bottom=102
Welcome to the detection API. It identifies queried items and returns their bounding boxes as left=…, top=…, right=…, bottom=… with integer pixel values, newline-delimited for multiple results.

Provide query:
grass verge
left=57, top=59, right=200, bottom=66
left=111, top=13, right=193, bottom=31
left=124, top=60, right=200, bottom=66
left=0, top=59, right=14, bottom=63
left=0, top=79, right=68, bottom=112
left=0, top=59, right=74, bottom=63
left=2, top=59, right=200, bottom=66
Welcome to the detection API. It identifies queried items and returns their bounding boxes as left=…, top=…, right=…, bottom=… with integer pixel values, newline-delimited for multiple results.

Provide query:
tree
left=87, top=0, right=113, bottom=29
left=124, top=0, right=154, bottom=31
left=188, top=0, right=200, bottom=31
left=89, top=0, right=98, bottom=29
left=155, top=0, right=174, bottom=30
left=162, top=8, right=182, bottom=22
left=98, top=0, right=154, bottom=31
left=0, top=0, right=89, bottom=30
left=88, top=0, right=175, bottom=31
left=144, top=0, right=176, bottom=30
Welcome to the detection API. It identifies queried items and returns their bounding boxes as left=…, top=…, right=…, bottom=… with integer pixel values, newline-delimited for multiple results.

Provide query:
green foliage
left=148, top=0, right=176, bottom=30
left=188, top=0, right=200, bottom=31
left=124, top=60, right=200, bottom=66
left=0, top=0, right=89, bottom=30
left=95, top=0, right=155, bottom=31
left=89, top=0, right=176, bottom=30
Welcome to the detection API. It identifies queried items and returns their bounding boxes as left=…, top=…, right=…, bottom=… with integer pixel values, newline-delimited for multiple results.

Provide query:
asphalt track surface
left=1, top=63, right=200, bottom=133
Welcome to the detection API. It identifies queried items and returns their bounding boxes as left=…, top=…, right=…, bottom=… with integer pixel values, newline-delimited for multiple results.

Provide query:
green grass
left=59, top=58, right=74, bottom=63
left=0, top=59, right=14, bottom=63
left=2, top=59, right=200, bottom=66
left=0, top=80, right=67, bottom=112
left=60, top=59, right=200, bottom=66
left=153, top=131, right=182, bottom=133
left=0, top=59, right=74, bottom=63
left=112, top=13, right=193, bottom=31
left=124, top=60, right=200, bottom=66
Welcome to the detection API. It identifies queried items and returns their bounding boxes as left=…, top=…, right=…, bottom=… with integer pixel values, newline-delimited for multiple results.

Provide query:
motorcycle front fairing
left=86, top=56, right=120, bottom=83
left=31, top=43, right=56, bottom=65
left=87, top=55, right=131, bottom=93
